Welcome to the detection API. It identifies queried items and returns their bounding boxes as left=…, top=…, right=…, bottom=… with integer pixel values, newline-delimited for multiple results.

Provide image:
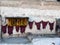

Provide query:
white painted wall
left=4, top=16, right=56, bottom=35
left=1, top=7, right=60, bottom=19
left=0, top=7, right=60, bottom=35
left=25, top=17, right=56, bottom=34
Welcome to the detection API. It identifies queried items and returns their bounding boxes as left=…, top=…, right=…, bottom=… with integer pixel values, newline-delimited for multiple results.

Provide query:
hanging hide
left=8, top=26, right=13, bottom=35
left=20, top=26, right=26, bottom=33
left=1, top=25, right=7, bottom=34
left=42, top=21, right=48, bottom=29
left=35, top=22, right=41, bottom=30
left=15, top=26, right=19, bottom=32
left=49, top=22, right=54, bottom=31
left=28, top=22, right=33, bottom=29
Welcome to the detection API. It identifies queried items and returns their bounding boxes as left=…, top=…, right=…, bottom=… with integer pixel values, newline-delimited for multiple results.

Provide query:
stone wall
left=0, top=1, right=60, bottom=10
left=0, top=0, right=57, bottom=1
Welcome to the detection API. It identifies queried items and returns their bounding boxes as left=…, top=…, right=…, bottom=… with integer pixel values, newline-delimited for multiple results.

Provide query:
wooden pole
left=0, top=15, right=3, bottom=40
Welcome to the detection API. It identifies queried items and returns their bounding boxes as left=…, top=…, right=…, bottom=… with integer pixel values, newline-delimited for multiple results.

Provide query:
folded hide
left=42, top=21, right=48, bottom=29
left=15, top=26, right=19, bottom=32
left=28, top=22, right=33, bottom=29
left=35, top=22, right=41, bottom=30
left=49, top=22, right=54, bottom=31
left=8, top=26, right=13, bottom=35
left=20, top=26, right=26, bottom=33
left=1, top=25, right=7, bottom=34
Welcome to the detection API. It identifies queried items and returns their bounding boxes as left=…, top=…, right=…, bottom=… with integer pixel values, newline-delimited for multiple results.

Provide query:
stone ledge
left=0, top=1, right=60, bottom=10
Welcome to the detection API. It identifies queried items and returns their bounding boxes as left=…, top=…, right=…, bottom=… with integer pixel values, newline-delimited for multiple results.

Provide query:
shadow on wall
left=57, top=0, right=60, bottom=2
left=56, top=19, right=60, bottom=35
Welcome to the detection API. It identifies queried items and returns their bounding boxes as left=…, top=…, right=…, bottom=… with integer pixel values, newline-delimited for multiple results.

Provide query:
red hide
left=49, top=22, right=54, bottom=31
left=1, top=25, right=7, bottom=34
left=42, top=21, right=48, bottom=29
left=15, top=26, right=19, bottom=32
left=35, top=22, right=41, bottom=30
left=20, top=26, right=26, bottom=33
left=8, top=26, right=13, bottom=35
left=28, top=22, right=33, bottom=29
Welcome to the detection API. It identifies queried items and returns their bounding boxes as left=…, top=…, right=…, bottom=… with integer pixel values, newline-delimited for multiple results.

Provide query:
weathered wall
left=0, top=7, right=60, bottom=18
left=0, top=0, right=57, bottom=1
left=0, top=1, right=60, bottom=36
left=0, top=7, right=57, bottom=35
left=0, top=1, right=60, bottom=10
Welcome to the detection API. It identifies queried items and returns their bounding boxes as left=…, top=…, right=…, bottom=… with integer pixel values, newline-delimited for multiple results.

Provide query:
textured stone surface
left=0, top=0, right=57, bottom=1
left=0, top=0, right=60, bottom=10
